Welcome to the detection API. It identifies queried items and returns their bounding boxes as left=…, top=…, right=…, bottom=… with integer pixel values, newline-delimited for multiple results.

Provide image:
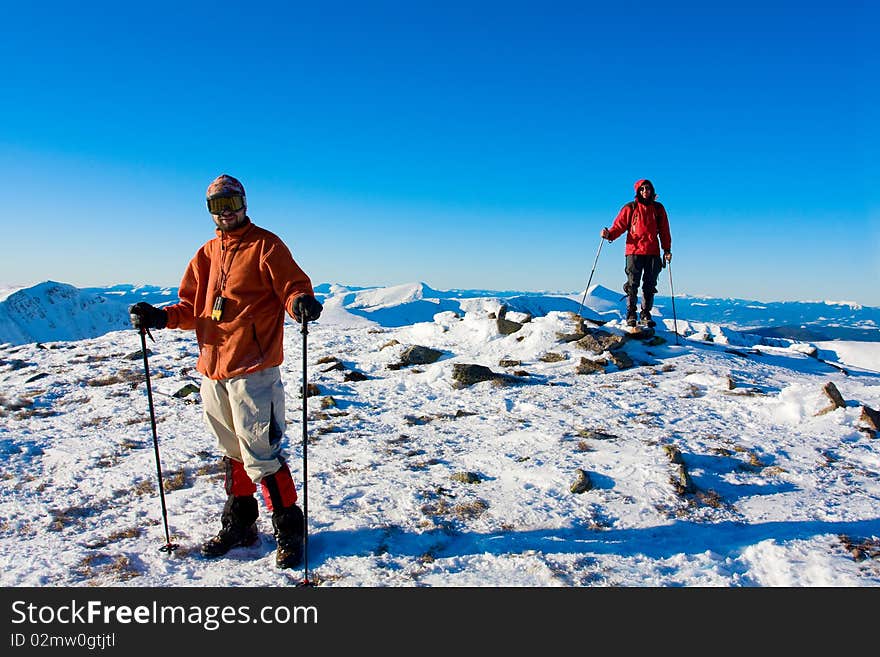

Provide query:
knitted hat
left=634, top=179, right=654, bottom=193
left=206, top=174, right=246, bottom=199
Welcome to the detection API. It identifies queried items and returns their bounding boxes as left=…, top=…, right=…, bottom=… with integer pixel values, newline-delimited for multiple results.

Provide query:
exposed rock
left=399, top=345, right=443, bottom=366
left=576, top=330, right=626, bottom=354
left=859, top=405, right=880, bottom=434
left=664, top=445, right=684, bottom=464
left=672, top=463, right=696, bottom=494
left=343, top=370, right=369, bottom=382
left=622, top=327, right=656, bottom=341
left=172, top=383, right=200, bottom=399
left=839, top=534, right=880, bottom=562
left=608, top=351, right=633, bottom=370
left=451, top=471, right=482, bottom=484
left=557, top=331, right=586, bottom=343
left=576, top=429, right=617, bottom=441
left=320, top=396, right=337, bottom=409
left=823, top=381, right=846, bottom=408
left=497, top=318, right=523, bottom=335
left=379, top=339, right=400, bottom=350
left=301, top=383, right=321, bottom=398
left=570, top=469, right=593, bottom=494
left=815, top=381, right=847, bottom=416
left=452, top=363, right=504, bottom=387
left=539, top=352, right=566, bottom=363
left=499, top=359, right=521, bottom=368
left=575, top=357, right=606, bottom=375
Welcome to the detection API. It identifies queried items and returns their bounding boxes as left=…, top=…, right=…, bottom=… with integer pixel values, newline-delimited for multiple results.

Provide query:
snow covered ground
left=1, top=285, right=878, bottom=587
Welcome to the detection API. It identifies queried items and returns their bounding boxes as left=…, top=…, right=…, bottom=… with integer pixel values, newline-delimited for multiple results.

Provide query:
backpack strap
left=626, top=200, right=637, bottom=231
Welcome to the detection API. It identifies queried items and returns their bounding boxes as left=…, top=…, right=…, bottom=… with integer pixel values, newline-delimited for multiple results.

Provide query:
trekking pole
left=667, top=260, right=680, bottom=345
left=298, top=318, right=312, bottom=587
left=137, top=327, right=178, bottom=553
left=575, top=237, right=605, bottom=318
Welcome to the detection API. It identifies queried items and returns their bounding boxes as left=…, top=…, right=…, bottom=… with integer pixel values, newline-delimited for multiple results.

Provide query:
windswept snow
left=1, top=287, right=878, bottom=587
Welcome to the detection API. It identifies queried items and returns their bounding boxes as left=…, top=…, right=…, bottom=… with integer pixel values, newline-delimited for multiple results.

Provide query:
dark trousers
left=624, top=254, right=663, bottom=315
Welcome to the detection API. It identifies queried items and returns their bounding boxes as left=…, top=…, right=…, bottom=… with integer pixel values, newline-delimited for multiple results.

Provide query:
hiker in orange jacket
left=601, top=179, right=672, bottom=327
left=128, top=174, right=323, bottom=569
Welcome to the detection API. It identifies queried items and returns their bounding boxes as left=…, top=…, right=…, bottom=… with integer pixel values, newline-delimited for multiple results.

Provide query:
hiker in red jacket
left=601, top=179, right=672, bottom=327
left=128, top=174, right=323, bottom=569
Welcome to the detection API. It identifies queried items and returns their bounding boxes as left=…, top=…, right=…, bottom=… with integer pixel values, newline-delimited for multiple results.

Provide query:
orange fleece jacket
left=164, top=219, right=314, bottom=380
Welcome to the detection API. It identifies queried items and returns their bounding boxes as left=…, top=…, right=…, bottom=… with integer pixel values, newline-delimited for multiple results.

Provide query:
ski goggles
left=206, top=194, right=245, bottom=215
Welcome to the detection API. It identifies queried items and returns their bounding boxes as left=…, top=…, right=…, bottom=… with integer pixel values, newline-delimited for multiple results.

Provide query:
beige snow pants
left=200, top=366, right=287, bottom=483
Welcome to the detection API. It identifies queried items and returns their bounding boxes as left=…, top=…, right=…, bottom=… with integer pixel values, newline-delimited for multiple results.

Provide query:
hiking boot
left=639, top=310, right=655, bottom=327
left=272, top=504, right=305, bottom=569
left=626, top=293, right=638, bottom=327
left=201, top=495, right=259, bottom=558
left=275, top=537, right=304, bottom=570
left=201, top=522, right=259, bottom=557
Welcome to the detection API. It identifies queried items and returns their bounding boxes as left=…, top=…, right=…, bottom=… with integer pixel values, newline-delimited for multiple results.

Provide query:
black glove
left=129, top=302, right=168, bottom=330
left=292, top=294, right=323, bottom=322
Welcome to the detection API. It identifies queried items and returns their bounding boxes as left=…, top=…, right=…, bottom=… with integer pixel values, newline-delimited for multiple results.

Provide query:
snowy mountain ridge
left=0, top=280, right=877, bottom=347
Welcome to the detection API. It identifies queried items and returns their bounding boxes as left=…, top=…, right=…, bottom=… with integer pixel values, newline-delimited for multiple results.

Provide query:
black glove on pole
left=129, top=302, right=168, bottom=330
left=137, top=326, right=177, bottom=553
left=293, top=295, right=323, bottom=323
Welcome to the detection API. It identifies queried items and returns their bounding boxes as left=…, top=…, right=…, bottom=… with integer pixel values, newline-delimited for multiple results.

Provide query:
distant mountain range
left=0, top=280, right=877, bottom=346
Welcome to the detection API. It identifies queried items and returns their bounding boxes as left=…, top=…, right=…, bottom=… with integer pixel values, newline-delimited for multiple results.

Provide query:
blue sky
left=1, top=1, right=875, bottom=305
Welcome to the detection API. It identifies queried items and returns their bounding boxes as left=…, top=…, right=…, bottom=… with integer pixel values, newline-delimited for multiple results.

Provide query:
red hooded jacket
left=606, top=179, right=672, bottom=256
left=163, top=219, right=314, bottom=380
